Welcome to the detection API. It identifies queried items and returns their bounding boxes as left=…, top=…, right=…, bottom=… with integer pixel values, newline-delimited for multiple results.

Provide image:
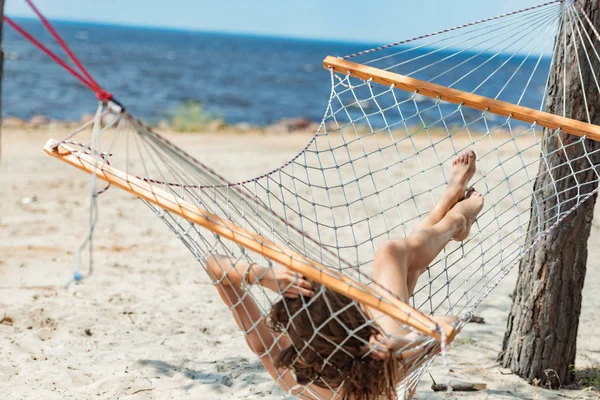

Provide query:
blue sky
left=6, top=0, right=549, bottom=43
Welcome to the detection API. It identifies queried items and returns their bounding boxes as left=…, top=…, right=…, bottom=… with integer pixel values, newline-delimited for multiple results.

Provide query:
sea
left=3, top=18, right=551, bottom=127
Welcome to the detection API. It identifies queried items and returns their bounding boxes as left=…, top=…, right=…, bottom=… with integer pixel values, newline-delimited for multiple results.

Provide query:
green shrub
left=577, top=365, right=600, bottom=390
left=170, top=100, right=221, bottom=132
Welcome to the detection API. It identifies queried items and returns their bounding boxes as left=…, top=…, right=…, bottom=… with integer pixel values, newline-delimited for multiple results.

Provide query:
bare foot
left=432, top=315, right=459, bottom=326
left=445, top=150, right=477, bottom=205
left=448, top=189, right=484, bottom=241
left=364, top=315, right=460, bottom=361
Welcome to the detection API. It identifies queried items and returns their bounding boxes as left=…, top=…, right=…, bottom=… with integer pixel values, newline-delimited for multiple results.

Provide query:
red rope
left=3, top=17, right=96, bottom=91
left=3, top=1, right=112, bottom=102
left=24, top=0, right=102, bottom=92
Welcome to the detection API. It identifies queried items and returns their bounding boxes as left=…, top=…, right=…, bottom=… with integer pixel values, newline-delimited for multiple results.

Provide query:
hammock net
left=9, top=0, right=600, bottom=397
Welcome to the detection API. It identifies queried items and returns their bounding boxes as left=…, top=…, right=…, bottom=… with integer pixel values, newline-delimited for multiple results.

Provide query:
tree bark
left=501, top=0, right=600, bottom=388
left=0, top=0, right=4, bottom=161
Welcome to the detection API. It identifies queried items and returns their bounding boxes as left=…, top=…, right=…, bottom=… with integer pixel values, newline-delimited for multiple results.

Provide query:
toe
left=467, top=150, right=475, bottom=162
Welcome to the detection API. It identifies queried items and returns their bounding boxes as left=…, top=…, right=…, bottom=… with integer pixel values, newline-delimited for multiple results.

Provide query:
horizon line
left=5, top=16, right=552, bottom=60
left=6, top=15, right=384, bottom=48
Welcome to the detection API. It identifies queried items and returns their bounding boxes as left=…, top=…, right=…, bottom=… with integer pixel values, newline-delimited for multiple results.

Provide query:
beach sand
left=1, top=126, right=599, bottom=399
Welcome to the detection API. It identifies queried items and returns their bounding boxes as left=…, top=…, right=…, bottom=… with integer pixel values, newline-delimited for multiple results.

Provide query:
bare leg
left=373, top=191, right=484, bottom=301
left=366, top=152, right=481, bottom=349
left=369, top=150, right=478, bottom=313
left=370, top=191, right=484, bottom=338
left=406, top=190, right=484, bottom=270
left=413, top=150, right=476, bottom=233
left=407, top=150, right=476, bottom=294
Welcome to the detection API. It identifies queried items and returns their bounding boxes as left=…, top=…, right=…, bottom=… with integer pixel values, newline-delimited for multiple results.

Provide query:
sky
left=5, top=0, right=550, bottom=44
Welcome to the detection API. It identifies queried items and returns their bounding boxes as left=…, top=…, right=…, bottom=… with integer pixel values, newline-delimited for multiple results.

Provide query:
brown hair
left=267, top=283, right=399, bottom=400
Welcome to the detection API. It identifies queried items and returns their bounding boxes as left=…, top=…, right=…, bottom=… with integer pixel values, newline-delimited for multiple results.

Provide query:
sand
left=1, top=126, right=599, bottom=399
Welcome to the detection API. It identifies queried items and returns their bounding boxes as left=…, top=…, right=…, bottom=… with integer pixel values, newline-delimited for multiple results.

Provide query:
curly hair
left=267, top=283, right=399, bottom=400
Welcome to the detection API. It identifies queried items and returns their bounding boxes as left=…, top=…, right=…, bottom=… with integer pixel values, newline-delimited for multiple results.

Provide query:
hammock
left=7, top=0, right=600, bottom=398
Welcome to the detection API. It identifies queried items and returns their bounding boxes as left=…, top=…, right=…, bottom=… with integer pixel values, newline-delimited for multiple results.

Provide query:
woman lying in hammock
left=205, top=150, right=483, bottom=400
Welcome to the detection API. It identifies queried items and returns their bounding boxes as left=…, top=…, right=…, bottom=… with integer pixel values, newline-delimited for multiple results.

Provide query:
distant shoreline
left=0, top=114, right=322, bottom=135
left=1, top=114, right=522, bottom=140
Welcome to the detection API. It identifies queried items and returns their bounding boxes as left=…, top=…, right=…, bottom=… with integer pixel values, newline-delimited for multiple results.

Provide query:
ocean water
left=3, top=18, right=551, bottom=126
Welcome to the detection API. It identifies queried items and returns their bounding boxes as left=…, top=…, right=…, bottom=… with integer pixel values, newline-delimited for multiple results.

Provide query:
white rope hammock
left=38, top=1, right=600, bottom=398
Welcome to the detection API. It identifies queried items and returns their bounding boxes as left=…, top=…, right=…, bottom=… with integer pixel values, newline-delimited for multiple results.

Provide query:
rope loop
left=96, top=90, right=113, bottom=103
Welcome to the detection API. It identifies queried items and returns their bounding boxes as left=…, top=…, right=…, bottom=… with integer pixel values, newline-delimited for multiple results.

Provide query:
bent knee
left=374, top=240, right=409, bottom=265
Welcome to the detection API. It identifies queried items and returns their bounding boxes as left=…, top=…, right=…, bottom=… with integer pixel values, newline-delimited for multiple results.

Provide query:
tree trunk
left=0, top=0, right=4, bottom=161
left=501, top=0, right=600, bottom=388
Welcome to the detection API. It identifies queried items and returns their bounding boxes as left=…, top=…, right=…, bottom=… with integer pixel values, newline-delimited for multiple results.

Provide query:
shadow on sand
left=137, top=357, right=272, bottom=391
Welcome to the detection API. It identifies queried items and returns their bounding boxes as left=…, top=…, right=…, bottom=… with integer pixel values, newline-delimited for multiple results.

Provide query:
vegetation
left=170, top=100, right=223, bottom=132
left=577, top=365, right=600, bottom=391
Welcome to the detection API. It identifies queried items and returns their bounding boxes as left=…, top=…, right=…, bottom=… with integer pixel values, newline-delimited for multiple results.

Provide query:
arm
left=204, top=255, right=326, bottom=399
left=204, top=254, right=314, bottom=301
left=204, top=254, right=286, bottom=357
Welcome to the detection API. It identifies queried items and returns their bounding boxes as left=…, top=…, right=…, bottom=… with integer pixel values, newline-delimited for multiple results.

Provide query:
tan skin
left=205, top=150, right=483, bottom=399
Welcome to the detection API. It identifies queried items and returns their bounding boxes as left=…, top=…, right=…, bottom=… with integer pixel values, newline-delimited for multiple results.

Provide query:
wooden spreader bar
left=323, top=56, right=600, bottom=141
left=44, top=139, right=455, bottom=344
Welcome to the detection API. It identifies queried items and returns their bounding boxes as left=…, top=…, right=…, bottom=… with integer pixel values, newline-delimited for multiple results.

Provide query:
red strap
left=24, top=0, right=102, bottom=92
left=3, top=1, right=112, bottom=102
left=3, top=17, right=96, bottom=92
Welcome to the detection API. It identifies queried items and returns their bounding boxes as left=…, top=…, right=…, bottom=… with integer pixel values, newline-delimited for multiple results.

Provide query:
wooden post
left=323, top=56, right=600, bottom=140
left=501, top=0, right=600, bottom=387
left=43, top=139, right=457, bottom=344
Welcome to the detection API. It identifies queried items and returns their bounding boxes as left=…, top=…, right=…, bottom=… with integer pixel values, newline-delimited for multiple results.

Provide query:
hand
left=361, top=334, right=394, bottom=360
left=360, top=333, right=422, bottom=361
left=252, top=264, right=315, bottom=298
